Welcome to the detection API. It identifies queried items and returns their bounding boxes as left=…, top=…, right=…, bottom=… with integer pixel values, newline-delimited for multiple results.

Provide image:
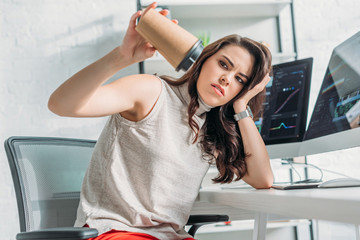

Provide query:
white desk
left=191, top=186, right=360, bottom=240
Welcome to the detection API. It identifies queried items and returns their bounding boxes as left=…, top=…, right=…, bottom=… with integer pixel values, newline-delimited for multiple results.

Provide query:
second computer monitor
left=259, top=58, right=313, bottom=145
left=300, top=31, right=360, bottom=156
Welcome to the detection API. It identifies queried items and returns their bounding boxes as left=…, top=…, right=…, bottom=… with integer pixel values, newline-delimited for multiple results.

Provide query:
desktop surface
left=199, top=185, right=360, bottom=224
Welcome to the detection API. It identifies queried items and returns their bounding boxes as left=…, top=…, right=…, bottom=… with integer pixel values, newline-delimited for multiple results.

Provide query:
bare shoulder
left=116, top=74, right=161, bottom=104
left=126, top=73, right=161, bottom=94
left=123, top=73, right=161, bottom=84
left=112, top=73, right=161, bottom=92
left=110, top=74, right=162, bottom=120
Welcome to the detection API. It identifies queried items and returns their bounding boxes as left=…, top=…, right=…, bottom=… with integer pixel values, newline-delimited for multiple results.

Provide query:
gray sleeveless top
left=74, top=78, right=212, bottom=239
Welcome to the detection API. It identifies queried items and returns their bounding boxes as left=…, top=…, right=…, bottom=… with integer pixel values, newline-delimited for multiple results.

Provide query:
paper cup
left=136, top=8, right=203, bottom=71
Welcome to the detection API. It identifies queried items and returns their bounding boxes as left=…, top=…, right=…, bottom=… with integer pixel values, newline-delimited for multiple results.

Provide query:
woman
left=48, top=3, right=273, bottom=240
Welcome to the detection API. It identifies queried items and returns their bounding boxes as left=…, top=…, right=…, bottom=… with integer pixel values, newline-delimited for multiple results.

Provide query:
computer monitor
left=258, top=58, right=313, bottom=158
left=299, top=31, right=360, bottom=156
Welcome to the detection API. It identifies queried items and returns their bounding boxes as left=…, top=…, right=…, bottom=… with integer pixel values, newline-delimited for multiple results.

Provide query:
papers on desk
left=221, top=182, right=320, bottom=190
left=271, top=182, right=320, bottom=190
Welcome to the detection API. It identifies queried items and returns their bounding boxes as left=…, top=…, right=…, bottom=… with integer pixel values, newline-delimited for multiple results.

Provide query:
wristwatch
left=233, top=105, right=253, bottom=121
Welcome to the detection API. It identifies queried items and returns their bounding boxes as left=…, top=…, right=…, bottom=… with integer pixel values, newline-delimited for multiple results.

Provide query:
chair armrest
left=186, top=214, right=229, bottom=225
left=16, top=227, right=98, bottom=240
left=186, top=214, right=229, bottom=237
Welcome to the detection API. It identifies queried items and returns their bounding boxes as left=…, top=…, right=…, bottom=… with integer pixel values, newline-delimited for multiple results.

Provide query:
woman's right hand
left=119, top=2, right=176, bottom=64
left=48, top=2, right=171, bottom=118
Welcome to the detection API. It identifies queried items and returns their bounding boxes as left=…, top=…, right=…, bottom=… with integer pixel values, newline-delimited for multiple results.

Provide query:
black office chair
left=5, top=136, right=228, bottom=240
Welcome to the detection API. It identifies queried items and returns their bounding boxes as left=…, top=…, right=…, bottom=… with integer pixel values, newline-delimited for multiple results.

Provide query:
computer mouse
left=318, top=178, right=360, bottom=188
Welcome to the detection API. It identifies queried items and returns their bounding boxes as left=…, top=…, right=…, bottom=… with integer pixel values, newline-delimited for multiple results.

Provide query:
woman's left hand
left=233, top=73, right=271, bottom=112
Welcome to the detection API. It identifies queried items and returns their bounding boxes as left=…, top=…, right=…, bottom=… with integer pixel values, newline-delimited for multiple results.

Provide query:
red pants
left=85, top=225, right=196, bottom=240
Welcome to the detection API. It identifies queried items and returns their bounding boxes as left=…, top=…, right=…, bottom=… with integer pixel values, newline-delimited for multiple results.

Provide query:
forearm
left=48, top=46, right=132, bottom=116
left=237, top=117, right=274, bottom=189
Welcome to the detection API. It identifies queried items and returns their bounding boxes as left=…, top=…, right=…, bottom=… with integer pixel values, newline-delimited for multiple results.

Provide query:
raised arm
left=234, top=74, right=274, bottom=189
left=48, top=3, right=165, bottom=119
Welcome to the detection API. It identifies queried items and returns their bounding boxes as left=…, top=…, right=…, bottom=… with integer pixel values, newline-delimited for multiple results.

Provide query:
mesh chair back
left=5, top=137, right=96, bottom=232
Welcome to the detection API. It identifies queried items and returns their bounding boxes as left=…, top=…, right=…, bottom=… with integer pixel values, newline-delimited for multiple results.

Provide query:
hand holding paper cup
left=135, top=8, right=203, bottom=72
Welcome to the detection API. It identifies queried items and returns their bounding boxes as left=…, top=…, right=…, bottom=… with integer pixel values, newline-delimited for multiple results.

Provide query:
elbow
left=48, top=96, right=83, bottom=117
left=48, top=98, right=56, bottom=114
left=254, top=182, right=273, bottom=189
left=246, top=172, right=273, bottom=189
left=254, top=175, right=274, bottom=189
left=48, top=95, right=59, bottom=115
left=48, top=94, right=69, bottom=117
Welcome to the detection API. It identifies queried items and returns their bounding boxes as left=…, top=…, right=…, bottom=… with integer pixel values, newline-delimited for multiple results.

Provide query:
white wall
left=0, top=0, right=359, bottom=239
left=0, top=0, right=137, bottom=239
left=294, top=0, right=360, bottom=118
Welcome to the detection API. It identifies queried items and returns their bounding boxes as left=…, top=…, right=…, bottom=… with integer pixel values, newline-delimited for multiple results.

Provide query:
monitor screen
left=300, top=31, right=360, bottom=156
left=259, top=58, right=313, bottom=145
left=259, top=58, right=313, bottom=158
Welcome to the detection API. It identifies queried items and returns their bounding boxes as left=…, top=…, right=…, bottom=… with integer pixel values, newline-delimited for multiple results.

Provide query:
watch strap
left=233, top=105, right=253, bottom=121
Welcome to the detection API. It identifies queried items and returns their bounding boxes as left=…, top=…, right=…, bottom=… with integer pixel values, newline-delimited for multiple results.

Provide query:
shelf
left=147, top=51, right=296, bottom=64
left=187, top=219, right=311, bottom=234
left=272, top=52, right=296, bottom=58
left=141, top=0, right=291, bottom=18
left=146, top=52, right=165, bottom=61
left=272, top=52, right=297, bottom=64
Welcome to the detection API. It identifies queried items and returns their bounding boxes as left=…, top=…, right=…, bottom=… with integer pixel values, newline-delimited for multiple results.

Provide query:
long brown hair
left=161, top=34, right=272, bottom=184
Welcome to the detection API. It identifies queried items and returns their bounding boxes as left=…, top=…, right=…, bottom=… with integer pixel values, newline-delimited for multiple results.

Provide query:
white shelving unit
left=195, top=219, right=310, bottom=233
left=144, top=0, right=292, bottom=18
left=138, top=0, right=298, bottom=75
